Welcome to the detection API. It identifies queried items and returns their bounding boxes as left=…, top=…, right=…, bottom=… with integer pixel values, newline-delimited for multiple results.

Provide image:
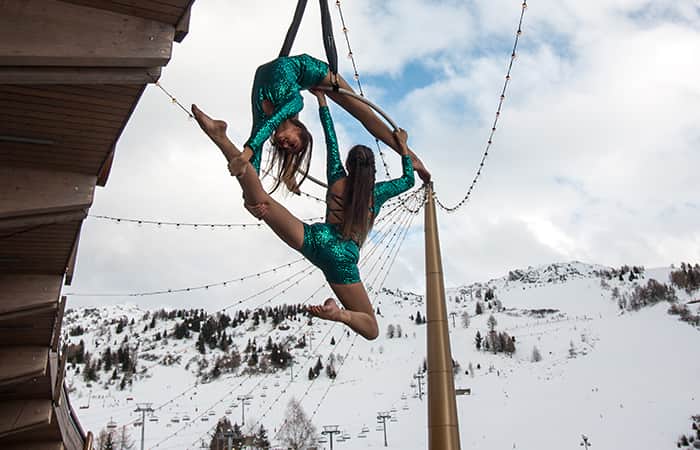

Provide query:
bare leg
left=309, top=282, right=379, bottom=340
left=192, top=104, right=305, bottom=250
left=317, top=73, right=431, bottom=182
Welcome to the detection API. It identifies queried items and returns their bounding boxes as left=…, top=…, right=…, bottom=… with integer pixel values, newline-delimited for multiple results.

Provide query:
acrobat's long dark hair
left=342, top=145, right=376, bottom=246
left=266, top=118, right=313, bottom=194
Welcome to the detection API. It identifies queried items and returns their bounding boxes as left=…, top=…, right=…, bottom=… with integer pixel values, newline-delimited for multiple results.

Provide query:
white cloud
left=69, top=0, right=700, bottom=309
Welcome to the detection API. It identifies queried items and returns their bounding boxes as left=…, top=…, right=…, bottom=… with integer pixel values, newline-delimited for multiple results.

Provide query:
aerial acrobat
left=192, top=87, right=415, bottom=340
left=192, top=0, right=428, bottom=339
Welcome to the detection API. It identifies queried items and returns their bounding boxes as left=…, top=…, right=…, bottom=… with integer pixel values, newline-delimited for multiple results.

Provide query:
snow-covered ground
left=63, top=262, right=700, bottom=449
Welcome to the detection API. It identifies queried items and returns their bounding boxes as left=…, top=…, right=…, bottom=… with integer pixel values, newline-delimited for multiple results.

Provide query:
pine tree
left=475, top=331, right=482, bottom=350
left=253, top=424, right=271, bottom=449
left=487, top=314, right=497, bottom=333
left=313, top=357, right=323, bottom=377
left=475, top=302, right=484, bottom=315
left=415, top=311, right=423, bottom=324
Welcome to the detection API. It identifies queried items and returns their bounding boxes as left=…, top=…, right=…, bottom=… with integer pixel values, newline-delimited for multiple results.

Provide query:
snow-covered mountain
left=63, top=262, right=700, bottom=449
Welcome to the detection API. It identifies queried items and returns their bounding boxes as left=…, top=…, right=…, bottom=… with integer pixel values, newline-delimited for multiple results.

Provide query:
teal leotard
left=245, top=54, right=329, bottom=173
left=299, top=106, right=415, bottom=285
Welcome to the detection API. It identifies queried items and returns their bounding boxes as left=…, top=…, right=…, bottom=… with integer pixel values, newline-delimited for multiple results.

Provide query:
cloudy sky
left=68, top=0, right=700, bottom=310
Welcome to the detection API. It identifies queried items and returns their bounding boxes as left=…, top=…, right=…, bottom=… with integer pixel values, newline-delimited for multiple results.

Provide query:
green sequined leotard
left=245, top=54, right=329, bottom=173
left=299, top=106, right=415, bottom=285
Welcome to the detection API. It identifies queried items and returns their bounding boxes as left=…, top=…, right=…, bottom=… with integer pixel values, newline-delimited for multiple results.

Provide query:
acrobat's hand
left=309, top=88, right=327, bottom=106
left=393, top=128, right=409, bottom=148
left=411, top=156, right=431, bottom=184
left=227, top=156, right=249, bottom=178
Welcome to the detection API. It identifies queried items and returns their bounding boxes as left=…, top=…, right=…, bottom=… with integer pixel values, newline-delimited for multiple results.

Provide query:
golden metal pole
left=424, top=182, right=461, bottom=450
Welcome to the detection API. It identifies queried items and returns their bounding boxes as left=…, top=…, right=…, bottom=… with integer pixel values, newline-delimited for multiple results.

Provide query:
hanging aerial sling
left=278, top=0, right=339, bottom=88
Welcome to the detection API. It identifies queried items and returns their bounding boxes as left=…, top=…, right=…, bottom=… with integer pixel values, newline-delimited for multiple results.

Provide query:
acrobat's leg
left=309, top=282, right=379, bottom=340
left=318, top=73, right=397, bottom=151
left=191, top=104, right=305, bottom=250
left=316, top=74, right=431, bottom=182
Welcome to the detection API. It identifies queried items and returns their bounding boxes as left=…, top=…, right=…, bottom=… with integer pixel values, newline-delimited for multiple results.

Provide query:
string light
left=156, top=206, right=418, bottom=448
left=435, top=0, right=527, bottom=212
left=64, top=258, right=307, bottom=297
left=334, top=0, right=425, bottom=215
left=88, top=214, right=324, bottom=229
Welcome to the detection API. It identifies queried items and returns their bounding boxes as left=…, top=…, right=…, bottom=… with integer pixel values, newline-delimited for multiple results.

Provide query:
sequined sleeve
left=319, top=106, right=346, bottom=185
left=372, top=155, right=415, bottom=215
left=244, top=93, right=304, bottom=173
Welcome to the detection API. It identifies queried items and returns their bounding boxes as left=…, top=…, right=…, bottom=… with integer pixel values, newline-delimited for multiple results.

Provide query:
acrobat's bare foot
left=192, top=104, right=249, bottom=176
left=191, top=104, right=228, bottom=145
left=308, top=298, right=343, bottom=323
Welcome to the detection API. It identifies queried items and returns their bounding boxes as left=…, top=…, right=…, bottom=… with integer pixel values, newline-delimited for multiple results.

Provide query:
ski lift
left=79, top=391, right=92, bottom=410
left=318, top=437, right=328, bottom=444
left=402, top=404, right=409, bottom=411
left=149, top=417, right=159, bottom=423
left=133, top=421, right=142, bottom=428
left=183, top=415, right=191, bottom=421
left=401, top=393, right=407, bottom=400
left=375, top=426, right=383, bottom=431
left=361, top=426, right=369, bottom=433
left=260, top=392, right=267, bottom=398
left=171, top=417, right=180, bottom=423
left=390, top=417, right=398, bottom=423
left=207, top=410, right=216, bottom=416
left=342, top=432, right=351, bottom=439
left=201, top=417, right=209, bottom=422
left=262, top=385, right=268, bottom=390
left=273, top=381, right=280, bottom=387
left=225, top=409, right=232, bottom=415
left=107, top=419, right=117, bottom=430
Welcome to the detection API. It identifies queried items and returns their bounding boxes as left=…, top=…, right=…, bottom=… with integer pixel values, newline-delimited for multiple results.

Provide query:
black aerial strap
left=279, top=0, right=308, bottom=58
left=319, top=0, right=339, bottom=78
left=279, top=0, right=339, bottom=86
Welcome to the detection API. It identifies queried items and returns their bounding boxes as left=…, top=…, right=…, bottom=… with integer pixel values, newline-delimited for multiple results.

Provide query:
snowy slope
left=63, top=262, right=700, bottom=449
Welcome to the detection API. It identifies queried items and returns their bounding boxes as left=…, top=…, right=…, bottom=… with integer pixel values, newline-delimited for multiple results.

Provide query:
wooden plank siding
left=0, top=1, right=195, bottom=448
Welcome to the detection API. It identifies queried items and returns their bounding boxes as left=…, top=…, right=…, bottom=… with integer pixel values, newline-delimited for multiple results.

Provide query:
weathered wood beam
left=96, top=147, right=116, bottom=187
left=0, top=0, right=174, bottom=67
left=0, top=346, right=49, bottom=388
left=0, top=211, right=87, bottom=233
left=0, top=167, right=95, bottom=221
left=0, top=399, right=52, bottom=439
left=53, top=346, right=67, bottom=405
left=175, top=6, right=192, bottom=43
left=51, top=297, right=66, bottom=352
left=2, top=442, right=64, bottom=450
left=59, top=386, right=87, bottom=450
left=0, top=274, right=62, bottom=317
left=0, top=67, right=161, bottom=85
left=65, top=229, right=81, bottom=286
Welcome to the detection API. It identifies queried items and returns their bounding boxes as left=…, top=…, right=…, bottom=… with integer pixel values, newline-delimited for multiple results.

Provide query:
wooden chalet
left=0, top=1, right=195, bottom=448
